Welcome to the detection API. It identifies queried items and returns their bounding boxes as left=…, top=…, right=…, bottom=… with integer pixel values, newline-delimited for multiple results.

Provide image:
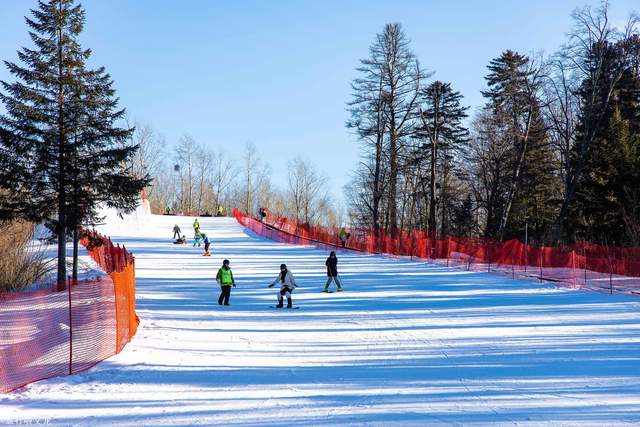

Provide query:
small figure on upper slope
left=172, top=224, right=181, bottom=240
left=202, top=233, right=211, bottom=256
left=193, top=229, right=202, bottom=247
left=324, top=251, right=343, bottom=292
left=193, top=218, right=200, bottom=233
left=269, top=263, right=297, bottom=308
left=339, top=227, right=350, bottom=248
left=216, top=259, right=235, bottom=306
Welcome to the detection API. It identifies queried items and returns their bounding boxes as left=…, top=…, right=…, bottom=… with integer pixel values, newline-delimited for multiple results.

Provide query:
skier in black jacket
left=323, top=251, right=343, bottom=292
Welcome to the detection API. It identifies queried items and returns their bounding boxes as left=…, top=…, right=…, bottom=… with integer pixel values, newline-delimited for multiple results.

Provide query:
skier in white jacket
left=269, top=263, right=297, bottom=308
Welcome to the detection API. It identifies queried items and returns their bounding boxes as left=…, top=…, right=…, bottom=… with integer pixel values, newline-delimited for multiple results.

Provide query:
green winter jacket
left=216, top=267, right=234, bottom=286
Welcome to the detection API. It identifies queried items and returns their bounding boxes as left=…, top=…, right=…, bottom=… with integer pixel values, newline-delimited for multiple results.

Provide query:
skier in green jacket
left=216, top=259, right=235, bottom=305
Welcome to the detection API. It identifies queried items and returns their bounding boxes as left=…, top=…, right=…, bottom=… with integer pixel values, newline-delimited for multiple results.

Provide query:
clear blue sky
left=1, top=1, right=637, bottom=204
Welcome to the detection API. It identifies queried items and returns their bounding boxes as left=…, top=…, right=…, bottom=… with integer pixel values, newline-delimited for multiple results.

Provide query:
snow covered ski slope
left=2, top=215, right=640, bottom=426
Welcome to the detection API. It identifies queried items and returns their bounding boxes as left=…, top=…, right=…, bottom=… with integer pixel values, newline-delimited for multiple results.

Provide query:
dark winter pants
left=278, top=287, right=294, bottom=307
left=204, top=242, right=210, bottom=253
left=173, top=230, right=180, bottom=239
left=218, top=285, right=231, bottom=305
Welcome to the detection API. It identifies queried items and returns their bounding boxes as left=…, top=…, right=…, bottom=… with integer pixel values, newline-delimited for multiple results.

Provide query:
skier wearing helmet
left=268, top=263, right=297, bottom=308
left=216, top=259, right=235, bottom=306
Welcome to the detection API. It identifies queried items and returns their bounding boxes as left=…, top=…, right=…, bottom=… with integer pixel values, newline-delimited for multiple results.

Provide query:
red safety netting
left=235, top=208, right=640, bottom=295
left=0, top=230, right=138, bottom=394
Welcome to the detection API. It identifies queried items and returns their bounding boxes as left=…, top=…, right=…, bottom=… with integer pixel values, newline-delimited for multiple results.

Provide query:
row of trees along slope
left=0, top=0, right=149, bottom=287
left=347, top=3, right=640, bottom=246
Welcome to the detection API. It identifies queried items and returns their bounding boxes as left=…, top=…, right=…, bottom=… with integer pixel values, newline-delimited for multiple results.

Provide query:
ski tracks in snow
left=3, top=216, right=640, bottom=426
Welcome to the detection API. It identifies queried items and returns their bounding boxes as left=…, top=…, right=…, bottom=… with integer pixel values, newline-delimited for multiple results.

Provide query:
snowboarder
left=193, top=229, right=202, bottom=247
left=324, top=251, right=343, bottom=292
left=172, top=224, right=181, bottom=239
left=268, top=263, right=297, bottom=308
left=216, top=259, right=235, bottom=305
left=193, top=218, right=200, bottom=233
left=202, top=233, right=211, bottom=256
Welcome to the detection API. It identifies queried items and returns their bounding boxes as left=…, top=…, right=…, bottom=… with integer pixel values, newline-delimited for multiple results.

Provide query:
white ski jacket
left=271, top=271, right=297, bottom=289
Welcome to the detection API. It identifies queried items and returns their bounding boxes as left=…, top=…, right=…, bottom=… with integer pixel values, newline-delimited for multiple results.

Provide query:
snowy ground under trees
left=2, top=215, right=640, bottom=426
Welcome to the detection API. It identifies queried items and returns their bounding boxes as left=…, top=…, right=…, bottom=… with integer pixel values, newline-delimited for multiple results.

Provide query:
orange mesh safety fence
left=0, top=230, right=137, bottom=394
left=235, top=208, right=640, bottom=295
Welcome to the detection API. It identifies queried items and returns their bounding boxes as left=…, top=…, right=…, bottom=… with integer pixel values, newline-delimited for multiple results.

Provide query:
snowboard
left=203, top=253, right=211, bottom=257
left=270, top=306, right=300, bottom=309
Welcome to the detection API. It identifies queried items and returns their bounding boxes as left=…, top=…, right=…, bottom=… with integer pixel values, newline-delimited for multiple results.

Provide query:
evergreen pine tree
left=415, top=81, right=469, bottom=236
left=480, top=50, right=542, bottom=240
left=0, top=0, right=149, bottom=285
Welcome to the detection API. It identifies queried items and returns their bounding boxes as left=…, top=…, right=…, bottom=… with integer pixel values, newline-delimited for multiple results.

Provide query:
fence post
left=583, top=248, right=587, bottom=287
left=446, top=237, right=450, bottom=268
left=67, top=276, right=73, bottom=375
left=539, top=248, right=543, bottom=282
left=571, top=251, right=577, bottom=288
left=608, top=251, right=615, bottom=295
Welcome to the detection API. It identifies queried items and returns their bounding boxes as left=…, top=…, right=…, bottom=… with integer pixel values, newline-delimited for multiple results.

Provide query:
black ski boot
left=286, top=298, right=293, bottom=309
left=276, top=298, right=284, bottom=308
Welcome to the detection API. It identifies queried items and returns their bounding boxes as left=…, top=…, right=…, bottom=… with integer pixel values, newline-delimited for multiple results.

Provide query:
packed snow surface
left=2, top=215, right=640, bottom=426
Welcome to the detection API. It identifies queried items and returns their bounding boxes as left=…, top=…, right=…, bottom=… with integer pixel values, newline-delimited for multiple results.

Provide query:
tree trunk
left=56, top=3, right=66, bottom=288
left=388, top=121, right=398, bottom=235
left=497, top=110, right=533, bottom=240
left=72, top=225, right=79, bottom=281
left=440, top=148, right=449, bottom=237
left=372, top=127, right=384, bottom=232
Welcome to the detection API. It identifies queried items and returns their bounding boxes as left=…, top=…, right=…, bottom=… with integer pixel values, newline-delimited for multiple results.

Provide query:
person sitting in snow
left=173, top=234, right=187, bottom=245
left=268, top=263, right=297, bottom=308
left=216, top=259, right=235, bottom=306
left=324, top=251, right=343, bottom=292
left=172, top=224, right=181, bottom=239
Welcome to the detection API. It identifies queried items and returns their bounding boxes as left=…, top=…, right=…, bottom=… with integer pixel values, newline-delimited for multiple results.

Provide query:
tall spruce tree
left=481, top=50, right=542, bottom=240
left=0, top=0, right=149, bottom=286
left=415, top=81, right=469, bottom=236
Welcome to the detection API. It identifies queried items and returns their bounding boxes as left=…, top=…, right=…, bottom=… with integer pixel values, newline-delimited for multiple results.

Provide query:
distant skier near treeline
left=216, top=259, right=235, bottom=306
left=269, top=264, right=297, bottom=308
left=193, top=218, right=200, bottom=233
left=339, top=227, right=350, bottom=248
left=324, top=251, right=343, bottom=292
